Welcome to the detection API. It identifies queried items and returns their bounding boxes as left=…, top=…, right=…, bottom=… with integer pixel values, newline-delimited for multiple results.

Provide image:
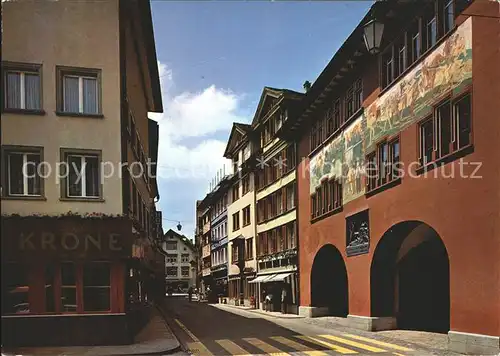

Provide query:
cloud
left=149, top=61, right=250, bottom=237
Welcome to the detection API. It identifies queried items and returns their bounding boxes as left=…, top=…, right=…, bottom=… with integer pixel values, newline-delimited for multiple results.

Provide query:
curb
left=213, top=303, right=305, bottom=319
left=153, top=303, right=183, bottom=355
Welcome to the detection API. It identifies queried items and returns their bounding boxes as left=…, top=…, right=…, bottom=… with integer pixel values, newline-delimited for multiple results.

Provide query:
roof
left=137, top=1, right=163, bottom=113
left=164, top=229, right=195, bottom=251
left=148, top=118, right=160, bottom=199
left=223, top=122, right=252, bottom=158
left=251, top=86, right=304, bottom=127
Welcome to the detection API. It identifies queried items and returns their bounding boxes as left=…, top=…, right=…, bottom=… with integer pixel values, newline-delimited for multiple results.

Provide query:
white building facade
left=163, top=229, right=196, bottom=291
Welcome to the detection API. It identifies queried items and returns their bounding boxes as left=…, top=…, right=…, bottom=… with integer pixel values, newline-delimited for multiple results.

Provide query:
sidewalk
left=1, top=306, right=181, bottom=356
left=213, top=303, right=305, bottom=319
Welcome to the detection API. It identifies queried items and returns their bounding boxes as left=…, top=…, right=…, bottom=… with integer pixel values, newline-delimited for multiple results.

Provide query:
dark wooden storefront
left=1, top=215, right=138, bottom=347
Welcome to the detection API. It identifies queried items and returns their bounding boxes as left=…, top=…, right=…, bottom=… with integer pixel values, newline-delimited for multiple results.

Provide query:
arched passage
left=310, top=244, right=348, bottom=317
left=371, top=221, right=450, bottom=333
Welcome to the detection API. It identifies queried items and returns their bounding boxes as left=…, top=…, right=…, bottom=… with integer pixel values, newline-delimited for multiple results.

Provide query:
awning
left=267, top=272, right=294, bottom=282
left=248, top=274, right=275, bottom=284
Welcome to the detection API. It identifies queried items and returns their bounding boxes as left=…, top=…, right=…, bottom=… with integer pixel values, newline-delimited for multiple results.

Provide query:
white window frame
left=66, top=154, right=100, bottom=198
left=7, top=151, right=41, bottom=197
left=62, top=74, right=98, bottom=114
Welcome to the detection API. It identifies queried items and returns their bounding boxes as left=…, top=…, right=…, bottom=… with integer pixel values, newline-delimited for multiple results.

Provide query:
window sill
left=55, top=111, right=104, bottom=119
left=308, top=107, right=364, bottom=158
left=59, top=197, right=105, bottom=203
left=365, top=177, right=402, bottom=198
left=415, top=145, right=474, bottom=175
left=1, top=195, right=47, bottom=201
left=2, top=108, right=46, bottom=116
left=311, top=205, right=343, bottom=224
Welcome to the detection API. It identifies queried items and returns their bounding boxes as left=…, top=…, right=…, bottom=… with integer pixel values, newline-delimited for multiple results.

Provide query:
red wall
left=297, top=2, right=500, bottom=337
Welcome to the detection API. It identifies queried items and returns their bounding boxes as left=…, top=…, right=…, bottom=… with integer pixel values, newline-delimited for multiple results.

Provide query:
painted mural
left=343, top=115, right=366, bottom=204
left=309, top=18, right=472, bottom=204
left=365, top=18, right=473, bottom=150
left=310, top=135, right=344, bottom=194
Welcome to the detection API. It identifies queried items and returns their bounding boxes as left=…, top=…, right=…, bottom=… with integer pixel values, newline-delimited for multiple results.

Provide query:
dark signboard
left=1, top=217, right=133, bottom=261
left=346, top=209, right=370, bottom=257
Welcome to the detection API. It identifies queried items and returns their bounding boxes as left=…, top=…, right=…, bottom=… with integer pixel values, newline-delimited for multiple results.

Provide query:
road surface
left=161, top=297, right=456, bottom=356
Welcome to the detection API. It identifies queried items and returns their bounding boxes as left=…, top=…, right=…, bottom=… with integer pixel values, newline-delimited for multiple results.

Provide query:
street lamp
left=363, top=18, right=385, bottom=54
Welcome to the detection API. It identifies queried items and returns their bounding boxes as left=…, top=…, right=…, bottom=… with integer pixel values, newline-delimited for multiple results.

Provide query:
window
left=443, top=0, right=455, bottom=34
left=408, top=21, right=421, bottom=65
left=2, top=264, right=29, bottom=315
left=3, top=147, right=43, bottom=197
left=61, top=263, right=77, bottom=312
left=396, top=38, right=407, bottom=76
left=166, top=242, right=177, bottom=251
left=83, top=262, right=110, bottom=312
left=333, top=99, right=341, bottom=131
left=242, top=175, right=250, bottom=195
left=181, top=254, right=190, bottom=263
left=366, top=138, right=401, bottom=193
left=419, top=93, right=472, bottom=166
left=424, top=8, right=438, bottom=51
left=243, top=144, right=251, bottom=161
left=245, top=238, right=253, bottom=260
left=285, top=145, right=296, bottom=172
left=2, top=62, right=42, bottom=112
left=166, top=267, right=178, bottom=277
left=311, top=179, right=341, bottom=219
left=420, top=119, right=434, bottom=165
left=232, top=211, right=240, bottom=231
left=62, top=150, right=101, bottom=199
left=232, top=183, right=239, bottom=202
left=167, top=254, right=177, bottom=263
left=232, top=245, right=239, bottom=263
left=287, top=221, right=296, bottom=249
left=286, top=183, right=295, bottom=210
left=57, top=66, right=101, bottom=115
left=325, top=106, right=334, bottom=137
left=181, top=267, right=190, bottom=277
left=242, top=205, right=251, bottom=226
left=378, top=141, right=390, bottom=185
left=382, top=49, right=394, bottom=89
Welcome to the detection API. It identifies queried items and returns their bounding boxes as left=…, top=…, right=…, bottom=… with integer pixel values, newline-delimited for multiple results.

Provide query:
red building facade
left=292, top=1, right=499, bottom=354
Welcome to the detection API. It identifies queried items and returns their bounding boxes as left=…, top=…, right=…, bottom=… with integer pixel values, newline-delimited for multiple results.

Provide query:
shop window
left=61, top=262, right=77, bottom=312
left=83, top=262, right=110, bottom=312
left=2, top=264, right=29, bottom=315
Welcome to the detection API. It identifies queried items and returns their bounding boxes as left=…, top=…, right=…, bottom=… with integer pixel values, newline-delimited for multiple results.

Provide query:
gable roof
left=223, top=122, right=252, bottom=158
left=164, top=229, right=195, bottom=251
left=251, top=87, right=304, bottom=126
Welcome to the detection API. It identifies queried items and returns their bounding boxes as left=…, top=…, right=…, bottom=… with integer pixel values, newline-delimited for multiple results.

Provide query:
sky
left=149, top=1, right=373, bottom=239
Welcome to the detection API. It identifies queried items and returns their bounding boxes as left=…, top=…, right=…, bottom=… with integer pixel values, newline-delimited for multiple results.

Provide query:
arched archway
left=371, top=221, right=450, bottom=333
left=310, top=244, right=348, bottom=317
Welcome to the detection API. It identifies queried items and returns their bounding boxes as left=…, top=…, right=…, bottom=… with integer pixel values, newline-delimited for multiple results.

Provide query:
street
left=162, top=297, right=455, bottom=356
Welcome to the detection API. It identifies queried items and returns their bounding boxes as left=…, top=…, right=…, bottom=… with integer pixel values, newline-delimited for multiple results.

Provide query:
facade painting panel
left=365, top=18, right=473, bottom=151
left=309, top=135, right=344, bottom=194
left=343, top=114, right=366, bottom=204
